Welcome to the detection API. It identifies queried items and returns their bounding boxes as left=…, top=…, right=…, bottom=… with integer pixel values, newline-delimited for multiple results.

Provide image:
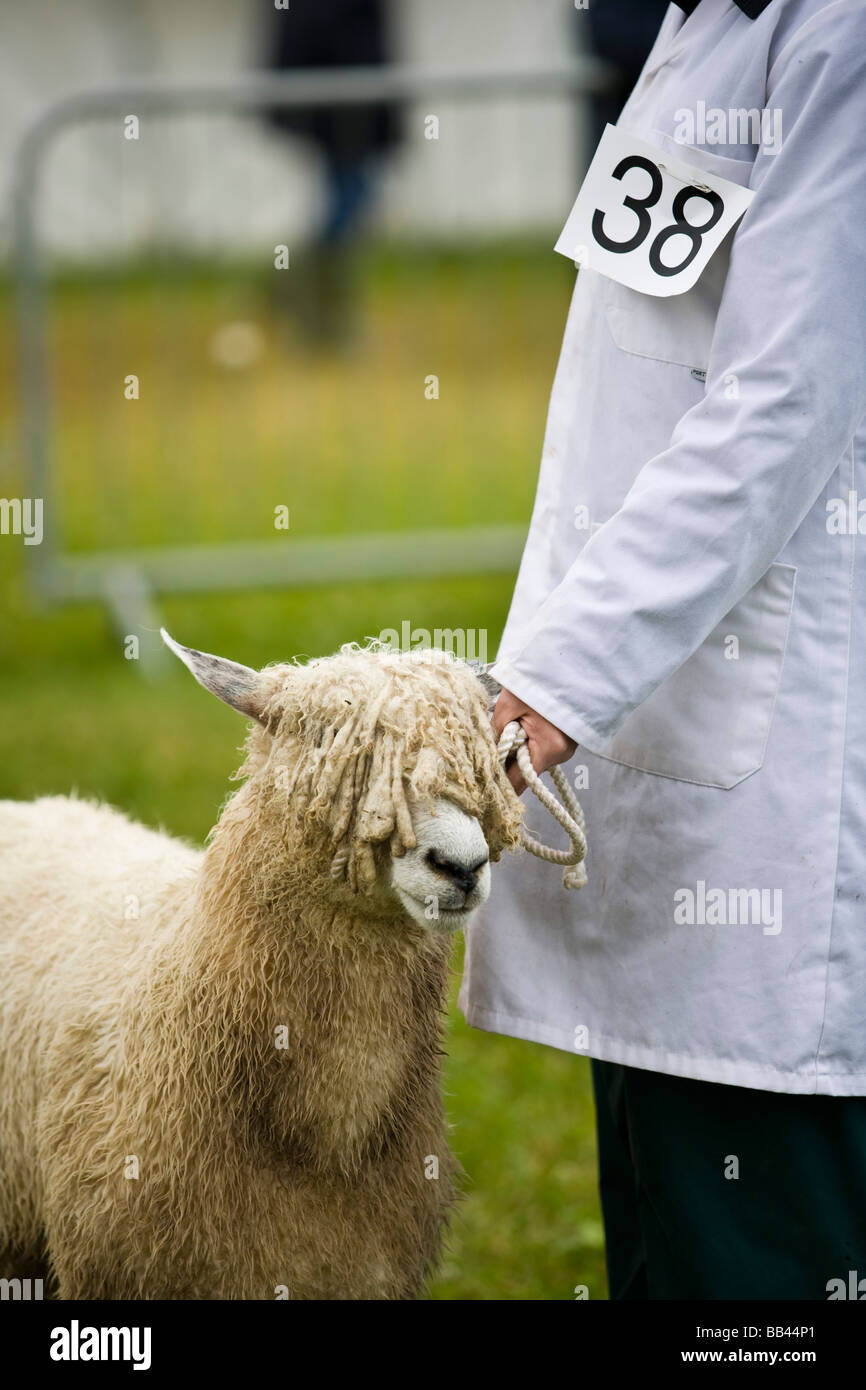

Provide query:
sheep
left=0, top=636, right=522, bottom=1300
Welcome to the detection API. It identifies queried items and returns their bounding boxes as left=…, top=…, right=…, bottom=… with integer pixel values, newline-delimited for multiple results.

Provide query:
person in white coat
left=459, top=0, right=866, bottom=1299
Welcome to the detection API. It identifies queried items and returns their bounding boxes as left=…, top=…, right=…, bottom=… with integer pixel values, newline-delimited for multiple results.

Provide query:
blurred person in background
left=265, top=0, right=403, bottom=348
left=582, top=0, right=670, bottom=152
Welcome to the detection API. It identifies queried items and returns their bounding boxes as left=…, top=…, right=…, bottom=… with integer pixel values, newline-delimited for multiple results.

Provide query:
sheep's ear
left=161, top=629, right=270, bottom=726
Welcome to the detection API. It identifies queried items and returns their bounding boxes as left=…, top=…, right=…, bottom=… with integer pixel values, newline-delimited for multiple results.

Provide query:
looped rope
left=497, top=720, right=588, bottom=890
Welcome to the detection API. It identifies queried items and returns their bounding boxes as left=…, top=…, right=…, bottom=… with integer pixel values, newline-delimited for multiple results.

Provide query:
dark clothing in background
left=267, top=0, right=402, bottom=163
left=584, top=0, right=670, bottom=148
left=586, top=0, right=670, bottom=74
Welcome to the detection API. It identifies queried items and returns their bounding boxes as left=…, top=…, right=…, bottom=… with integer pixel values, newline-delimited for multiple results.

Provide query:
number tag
left=555, top=125, right=755, bottom=297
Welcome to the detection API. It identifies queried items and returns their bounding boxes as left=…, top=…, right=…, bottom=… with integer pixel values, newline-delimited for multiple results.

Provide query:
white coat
left=460, top=0, right=866, bottom=1094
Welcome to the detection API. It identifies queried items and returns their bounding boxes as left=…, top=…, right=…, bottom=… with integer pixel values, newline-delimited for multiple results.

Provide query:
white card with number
left=555, top=124, right=755, bottom=297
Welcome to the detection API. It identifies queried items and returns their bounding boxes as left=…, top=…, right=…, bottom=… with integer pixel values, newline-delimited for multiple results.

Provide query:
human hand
left=491, top=687, right=577, bottom=794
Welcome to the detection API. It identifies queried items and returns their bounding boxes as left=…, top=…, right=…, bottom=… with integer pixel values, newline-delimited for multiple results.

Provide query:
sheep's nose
left=426, top=849, right=489, bottom=897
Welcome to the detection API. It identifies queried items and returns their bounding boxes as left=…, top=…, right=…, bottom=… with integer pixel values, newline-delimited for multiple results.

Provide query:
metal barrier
left=12, top=60, right=618, bottom=670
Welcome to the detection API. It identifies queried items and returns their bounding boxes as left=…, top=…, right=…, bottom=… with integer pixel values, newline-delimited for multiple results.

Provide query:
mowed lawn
left=0, top=245, right=607, bottom=1299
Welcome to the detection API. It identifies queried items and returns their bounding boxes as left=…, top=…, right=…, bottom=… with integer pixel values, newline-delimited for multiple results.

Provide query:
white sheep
left=0, top=635, right=521, bottom=1299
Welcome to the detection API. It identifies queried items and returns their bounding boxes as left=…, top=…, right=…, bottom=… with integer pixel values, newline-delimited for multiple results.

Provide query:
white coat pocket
left=601, top=139, right=754, bottom=373
left=594, top=562, right=797, bottom=788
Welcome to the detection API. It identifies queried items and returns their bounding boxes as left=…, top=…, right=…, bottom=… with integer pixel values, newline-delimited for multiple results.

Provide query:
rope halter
left=497, top=720, right=588, bottom=890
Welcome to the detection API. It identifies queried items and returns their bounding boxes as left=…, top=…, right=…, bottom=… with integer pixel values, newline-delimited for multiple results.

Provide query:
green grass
left=0, top=243, right=606, bottom=1299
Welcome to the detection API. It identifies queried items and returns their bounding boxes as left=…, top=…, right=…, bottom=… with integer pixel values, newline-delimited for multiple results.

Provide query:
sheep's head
left=163, top=632, right=522, bottom=934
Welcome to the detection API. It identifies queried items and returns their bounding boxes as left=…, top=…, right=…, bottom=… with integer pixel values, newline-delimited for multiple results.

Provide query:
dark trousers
left=591, top=1059, right=866, bottom=1300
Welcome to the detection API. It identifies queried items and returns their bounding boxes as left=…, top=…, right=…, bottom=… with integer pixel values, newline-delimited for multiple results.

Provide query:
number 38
left=591, top=154, right=723, bottom=277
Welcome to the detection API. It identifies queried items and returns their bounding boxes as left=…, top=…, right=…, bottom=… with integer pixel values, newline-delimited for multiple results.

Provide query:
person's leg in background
left=592, top=1059, right=866, bottom=1299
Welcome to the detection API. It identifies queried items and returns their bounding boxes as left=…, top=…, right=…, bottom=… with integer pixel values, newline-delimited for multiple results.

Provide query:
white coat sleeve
left=491, top=3, right=866, bottom=750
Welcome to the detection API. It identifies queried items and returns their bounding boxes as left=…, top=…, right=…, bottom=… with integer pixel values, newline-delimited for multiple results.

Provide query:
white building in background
left=0, top=0, right=591, bottom=260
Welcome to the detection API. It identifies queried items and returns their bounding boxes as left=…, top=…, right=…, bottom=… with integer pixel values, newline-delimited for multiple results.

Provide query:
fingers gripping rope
left=497, top=721, right=588, bottom=890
